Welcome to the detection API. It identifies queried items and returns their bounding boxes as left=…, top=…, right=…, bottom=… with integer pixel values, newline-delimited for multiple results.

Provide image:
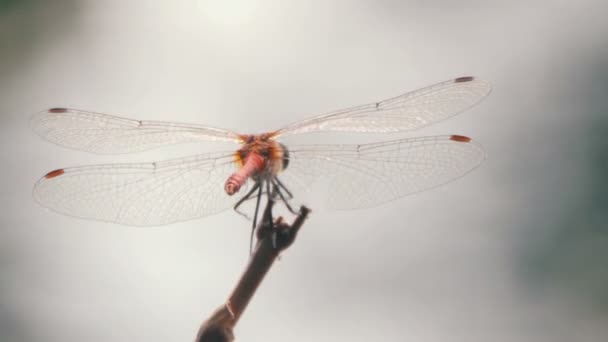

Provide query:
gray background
left=1, top=0, right=607, bottom=341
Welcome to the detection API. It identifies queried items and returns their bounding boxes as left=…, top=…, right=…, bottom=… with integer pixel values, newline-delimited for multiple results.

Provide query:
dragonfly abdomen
left=225, top=153, right=266, bottom=195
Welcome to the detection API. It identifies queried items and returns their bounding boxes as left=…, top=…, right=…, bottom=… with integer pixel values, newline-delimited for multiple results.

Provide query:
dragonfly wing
left=33, top=152, right=241, bottom=226
left=279, top=135, right=485, bottom=210
left=31, top=108, right=242, bottom=154
left=275, top=77, right=491, bottom=136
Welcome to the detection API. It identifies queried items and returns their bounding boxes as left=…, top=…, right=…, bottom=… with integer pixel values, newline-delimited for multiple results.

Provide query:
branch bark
left=195, top=199, right=310, bottom=342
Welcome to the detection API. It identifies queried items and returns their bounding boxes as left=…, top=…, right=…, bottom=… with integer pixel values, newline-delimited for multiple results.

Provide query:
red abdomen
left=224, top=153, right=266, bottom=195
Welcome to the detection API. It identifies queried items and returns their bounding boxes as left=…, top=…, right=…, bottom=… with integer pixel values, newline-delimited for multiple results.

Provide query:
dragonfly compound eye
left=279, top=143, right=289, bottom=170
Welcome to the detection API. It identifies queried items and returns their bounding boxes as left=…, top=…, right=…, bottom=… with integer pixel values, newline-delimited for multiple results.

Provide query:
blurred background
left=1, top=0, right=607, bottom=341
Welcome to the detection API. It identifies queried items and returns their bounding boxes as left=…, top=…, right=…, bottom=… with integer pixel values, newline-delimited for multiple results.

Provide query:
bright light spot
left=196, top=0, right=259, bottom=30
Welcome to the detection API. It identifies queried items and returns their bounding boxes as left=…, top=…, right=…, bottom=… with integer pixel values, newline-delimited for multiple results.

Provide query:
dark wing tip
left=454, top=76, right=475, bottom=83
left=450, top=135, right=472, bottom=143
left=44, top=169, right=65, bottom=179
left=48, top=108, right=69, bottom=113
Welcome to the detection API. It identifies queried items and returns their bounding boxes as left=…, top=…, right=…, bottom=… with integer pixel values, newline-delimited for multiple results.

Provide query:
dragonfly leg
left=265, top=180, right=277, bottom=226
left=265, top=180, right=279, bottom=249
left=233, top=182, right=261, bottom=220
left=272, top=178, right=298, bottom=215
left=274, top=176, right=293, bottom=199
left=249, top=181, right=264, bottom=254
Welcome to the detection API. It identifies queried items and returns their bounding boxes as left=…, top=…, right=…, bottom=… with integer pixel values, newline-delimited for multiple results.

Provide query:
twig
left=195, top=198, right=311, bottom=342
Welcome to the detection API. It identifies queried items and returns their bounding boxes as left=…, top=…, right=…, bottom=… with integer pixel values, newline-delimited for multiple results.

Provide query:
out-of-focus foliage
left=520, top=58, right=608, bottom=314
left=0, top=0, right=78, bottom=80
left=0, top=0, right=30, bottom=13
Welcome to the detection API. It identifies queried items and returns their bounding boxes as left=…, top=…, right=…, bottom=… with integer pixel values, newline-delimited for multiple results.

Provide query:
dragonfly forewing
left=31, top=108, right=242, bottom=154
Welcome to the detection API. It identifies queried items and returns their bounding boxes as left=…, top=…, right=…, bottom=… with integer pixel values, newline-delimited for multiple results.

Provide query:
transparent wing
left=278, top=135, right=485, bottom=210
left=31, top=108, right=242, bottom=154
left=275, top=77, right=491, bottom=137
left=33, top=152, right=241, bottom=226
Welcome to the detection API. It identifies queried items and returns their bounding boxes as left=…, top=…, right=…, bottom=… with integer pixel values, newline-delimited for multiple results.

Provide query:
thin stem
left=195, top=197, right=311, bottom=342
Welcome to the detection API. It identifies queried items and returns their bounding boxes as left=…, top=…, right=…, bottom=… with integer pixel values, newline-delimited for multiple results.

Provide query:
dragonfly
left=32, top=76, right=490, bottom=231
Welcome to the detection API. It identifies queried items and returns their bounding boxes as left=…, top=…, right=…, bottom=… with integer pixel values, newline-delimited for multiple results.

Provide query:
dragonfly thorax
left=224, top=136, right=289, bottom=195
